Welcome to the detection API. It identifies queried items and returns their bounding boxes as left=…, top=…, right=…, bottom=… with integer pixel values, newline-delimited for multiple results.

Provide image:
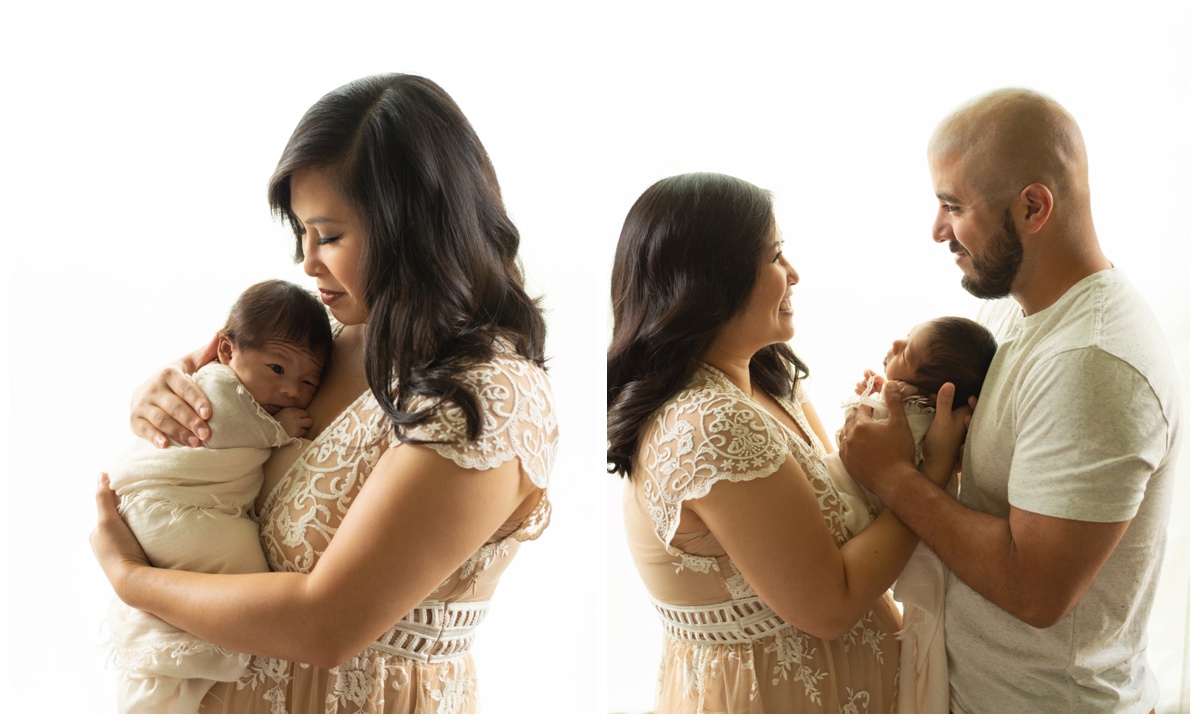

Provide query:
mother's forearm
left=121, top=565, right=364, bottom=668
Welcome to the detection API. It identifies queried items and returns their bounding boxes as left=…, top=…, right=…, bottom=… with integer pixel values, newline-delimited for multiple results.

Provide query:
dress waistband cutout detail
left=653, top=596, right=790, bottom=644
left=368, top=600, right=490, bottom=663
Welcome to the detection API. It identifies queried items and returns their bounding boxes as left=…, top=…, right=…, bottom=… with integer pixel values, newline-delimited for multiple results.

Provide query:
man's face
left=929, top=154, right=1025, bottom=299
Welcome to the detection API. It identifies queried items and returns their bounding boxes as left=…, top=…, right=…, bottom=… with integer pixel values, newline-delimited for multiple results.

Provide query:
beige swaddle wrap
left=822, top=384, right=949, bottom=714
left=105, top=364, right=295, bottom=713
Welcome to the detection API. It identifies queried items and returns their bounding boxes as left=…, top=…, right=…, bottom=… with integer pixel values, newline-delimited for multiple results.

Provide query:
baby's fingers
left=854, top=369, right=883, bottom=396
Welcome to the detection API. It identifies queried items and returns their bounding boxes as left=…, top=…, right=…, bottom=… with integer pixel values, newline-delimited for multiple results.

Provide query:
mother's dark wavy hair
left=268, top=74, right=546, bottom=443
left=607, top=173, right=808, bottom=477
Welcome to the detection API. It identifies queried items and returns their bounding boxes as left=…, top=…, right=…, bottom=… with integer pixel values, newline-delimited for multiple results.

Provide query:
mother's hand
left=90, top=474, right=149, bottom=599
left=131, top=337, right=219, bottom=448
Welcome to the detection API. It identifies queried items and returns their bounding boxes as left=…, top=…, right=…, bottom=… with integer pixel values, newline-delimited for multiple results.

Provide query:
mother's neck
left=701, top=344, right=754, bottom=395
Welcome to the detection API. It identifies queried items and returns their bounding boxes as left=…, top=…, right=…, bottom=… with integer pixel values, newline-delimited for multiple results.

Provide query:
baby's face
left=226, top=341, right=323, bottom=414
left=883, top=322, right=932, bottom=383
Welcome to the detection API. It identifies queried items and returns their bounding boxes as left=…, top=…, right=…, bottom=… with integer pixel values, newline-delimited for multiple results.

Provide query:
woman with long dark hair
left=90, top=74, right=557, bottom=714
left=608, top=172, right=961, bottom=713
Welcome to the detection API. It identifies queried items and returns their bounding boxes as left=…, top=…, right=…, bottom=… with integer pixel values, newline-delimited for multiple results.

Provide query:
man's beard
left=955, top=209, right=1024, bottom=299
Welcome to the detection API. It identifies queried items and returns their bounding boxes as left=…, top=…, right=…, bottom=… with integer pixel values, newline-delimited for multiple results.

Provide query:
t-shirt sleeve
left=389, top=356, right=557, bottom=489
left=1008, top=348, right=1169, bottom=522
left=196, top=365, right=293, bottom=450
left=637, top=387, right=790, bottom=545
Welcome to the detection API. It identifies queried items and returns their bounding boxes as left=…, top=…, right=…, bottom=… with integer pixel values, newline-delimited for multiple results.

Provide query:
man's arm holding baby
left=841, top=382, right=1129, bottom=629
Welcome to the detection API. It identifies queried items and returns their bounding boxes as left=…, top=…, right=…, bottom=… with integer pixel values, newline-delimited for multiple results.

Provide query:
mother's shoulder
left=399, top=346, right=556, bottom=484
left=649, top=371, right=781, bottom=448
left=454, top=345, right=553, bottom=402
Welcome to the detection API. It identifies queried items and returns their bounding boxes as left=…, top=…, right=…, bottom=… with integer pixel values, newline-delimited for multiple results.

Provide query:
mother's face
left=715, top=226, right=799, bottom=356
left=291, top=169, right=370, bottom=326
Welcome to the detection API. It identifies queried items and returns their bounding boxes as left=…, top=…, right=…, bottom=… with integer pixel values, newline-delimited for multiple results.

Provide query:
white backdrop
left=600, top=0, right=1193, bottom=715
left=5, top=1, right=607, bottom=717
left=3, top=0, right=1193, bottom=719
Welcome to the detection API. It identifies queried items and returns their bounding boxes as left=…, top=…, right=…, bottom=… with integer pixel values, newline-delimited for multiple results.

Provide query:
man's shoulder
left=1031, top=272, right=1165, bottom=358
left=1017, top=271, right=1180, bottom=431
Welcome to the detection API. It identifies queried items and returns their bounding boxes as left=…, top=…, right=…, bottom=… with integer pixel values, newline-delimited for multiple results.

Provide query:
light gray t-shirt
left=947, top=269, right=1180, bottom=713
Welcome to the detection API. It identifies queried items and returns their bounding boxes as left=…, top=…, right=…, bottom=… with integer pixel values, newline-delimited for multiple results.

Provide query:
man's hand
left=923, top=384, right=974, bottom=483
left=839, top=381, right=917, bottom=494
left=274, top=407, right=313, bottom=438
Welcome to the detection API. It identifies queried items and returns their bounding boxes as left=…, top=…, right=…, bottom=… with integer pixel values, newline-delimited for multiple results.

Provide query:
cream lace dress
left=198, top=339, right=557, bottom=714
left=624, top=363, right=901, bottom=713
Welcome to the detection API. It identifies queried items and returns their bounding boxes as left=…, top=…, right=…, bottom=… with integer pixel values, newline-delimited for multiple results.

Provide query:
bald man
left=840, top=89, right=1180, bottom=713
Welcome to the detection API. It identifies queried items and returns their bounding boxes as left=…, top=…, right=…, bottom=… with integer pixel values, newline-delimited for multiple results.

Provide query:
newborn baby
left=105, top=279, right=331, bottom=713
left=825, top=316, right=996, bottom=714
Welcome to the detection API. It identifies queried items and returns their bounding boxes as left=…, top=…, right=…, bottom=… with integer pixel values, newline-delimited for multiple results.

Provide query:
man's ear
left=216, top=335, right=234, bottom=365
left=1016, top=183, right=1053, bottom=234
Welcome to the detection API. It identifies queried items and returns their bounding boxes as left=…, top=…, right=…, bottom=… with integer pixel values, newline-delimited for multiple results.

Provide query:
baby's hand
left=274, top=407, right=313, bottom=438
left=854, top=369, right=884, bottom=396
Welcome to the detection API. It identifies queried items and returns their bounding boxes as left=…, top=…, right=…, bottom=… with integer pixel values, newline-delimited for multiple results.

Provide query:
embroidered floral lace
left=624, top=363, right=901, bottom=713
left=200, top=338, right=557, bottom=714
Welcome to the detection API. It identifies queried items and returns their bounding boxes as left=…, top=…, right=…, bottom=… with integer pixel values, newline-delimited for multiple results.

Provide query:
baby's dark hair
left=905, top=316, right=997, bottom=408
left=219, top=280, right=333, bottom=366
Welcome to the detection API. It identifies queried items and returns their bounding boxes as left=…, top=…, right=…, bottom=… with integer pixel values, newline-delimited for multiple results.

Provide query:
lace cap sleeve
left=637, top=374, right=789, bottom=545
left=390, top=354, right=557, bottom=488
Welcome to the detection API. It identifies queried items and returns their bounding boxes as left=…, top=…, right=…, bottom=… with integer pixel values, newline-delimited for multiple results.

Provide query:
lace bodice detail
left=203, top=338, right=556, bottom=714
left=258, top=349, right=557, bottom=577
left=636, top=363, right=850, bottom=553
left=625, top=363, right=902, bottom=713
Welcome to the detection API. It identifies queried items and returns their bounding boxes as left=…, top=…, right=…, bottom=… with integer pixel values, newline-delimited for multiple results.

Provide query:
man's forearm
left=874, top=466, right=1049, bottom=626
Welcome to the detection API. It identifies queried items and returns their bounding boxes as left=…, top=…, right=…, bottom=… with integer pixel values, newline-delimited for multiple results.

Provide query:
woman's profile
left=91, top=74, right=557, bottom=714
left=607, top=172, right=963, bottom=713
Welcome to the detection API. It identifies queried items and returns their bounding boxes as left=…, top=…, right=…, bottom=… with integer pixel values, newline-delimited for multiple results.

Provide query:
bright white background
left=6, top=1, right=606, bottom=717
left=2, top=0, right=1193, bottom=719
left=600, top=0, right=1193, bottom=715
